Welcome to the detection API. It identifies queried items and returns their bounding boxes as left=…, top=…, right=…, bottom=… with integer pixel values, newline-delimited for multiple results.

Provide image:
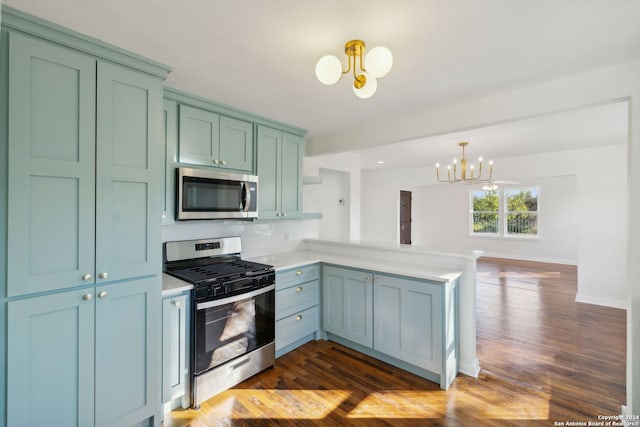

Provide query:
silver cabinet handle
left=82, top=293, right=92, bottom=301
left=98, top=291, right=108, bottom=298
left=172, top=300, right=181, bottom=307
left=373, top=276, right=378, bottom=283
left=282, top=213, right=287, bottom=217
left=295, top=286, right=303, bottom=292
left=295, top=270, right=303, bottom=276
left=221, top=160, right=226, bottom=165
left=295, top=315, right=302, bottom=321
left=98, top=272, right=108, bottom=279
left=276, top=213, right=282, bottom=217
left=82, top=274, right=92, bottom=281
left=213, top=159, right=219, bottom=164
left=364, top=276, right=371, bottom=282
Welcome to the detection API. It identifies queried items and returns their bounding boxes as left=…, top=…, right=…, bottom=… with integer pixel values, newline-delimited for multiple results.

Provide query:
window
left=470, top=187, right=540, bottom=238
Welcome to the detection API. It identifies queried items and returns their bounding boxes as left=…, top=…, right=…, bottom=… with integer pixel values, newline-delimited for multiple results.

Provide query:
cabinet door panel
left=95, top=277, right=161, bottom=427
left=96, top=61, right=162, bottom=283
left=220, top=116, right=253, bottom=172
left=7, top=32, right=96, bottom=296
left=373, top=280, right=402, bottom=356
left=163, top=294, right=189, bottom=404
left=281, top=132, right=303, bottom=218
left=323, top=266, right=373, bottom=347
left=162, top=100, right=178, bottom=224
left=7, top=289, right=95, bottom=427
left=178, top=104, right=220, bottom=165
left=256, top=126, right=281, bottom=219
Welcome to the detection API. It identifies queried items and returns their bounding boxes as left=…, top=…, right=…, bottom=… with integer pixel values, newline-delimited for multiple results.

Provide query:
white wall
left=419, top=174, right=578, bottom=264
left=317, top=168, right=350, bottom=240
left=304, top=152, right=361, bottom=240
left=162, top=219, right=319, bottom=259
left=361, top=145, right=628, bottom=308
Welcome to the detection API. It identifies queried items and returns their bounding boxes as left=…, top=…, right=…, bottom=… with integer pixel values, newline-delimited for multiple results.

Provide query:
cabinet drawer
left=276, top=306, right=318, bottom=351
left=276, top=279, right=319, bottom=320
left=276, top=263, right=320, bottom=290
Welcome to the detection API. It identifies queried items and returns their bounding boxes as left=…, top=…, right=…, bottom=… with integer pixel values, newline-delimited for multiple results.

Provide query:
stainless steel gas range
left=163, top=237, right=275, bottom=408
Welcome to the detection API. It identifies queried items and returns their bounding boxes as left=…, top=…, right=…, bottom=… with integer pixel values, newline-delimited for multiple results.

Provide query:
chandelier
left=315, top=39, right=393, bottom=99
left=436, top=142, right=493, bottom=184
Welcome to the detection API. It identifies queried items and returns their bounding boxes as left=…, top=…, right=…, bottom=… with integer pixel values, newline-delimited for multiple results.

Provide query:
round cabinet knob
left=172, top=300, right=181, bottom=307
left=295, top=270, right=303, bottom=276
left=295, top=286, right=303, bottom=292
left=364, top=276, right=371, bottom=282
left=98, top=291, right=108, bottom=299
left=82, top=274, right=93, bottom=281
left=98, top=272, right=108, bottom=279
left=82, top=293, right=92, bottom=301
left=213, top=159, right=219, bottom=164
left=221, top=160, right=226, bottom=165
left=276, top=213, right=282, bottom=217
left=295, top=315, right=302, bottom=321
left=282, top=213, right=287, bottom=217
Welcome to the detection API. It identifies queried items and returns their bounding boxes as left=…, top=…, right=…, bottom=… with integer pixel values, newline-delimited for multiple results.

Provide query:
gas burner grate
left=167, top=260, right=273, bottom=284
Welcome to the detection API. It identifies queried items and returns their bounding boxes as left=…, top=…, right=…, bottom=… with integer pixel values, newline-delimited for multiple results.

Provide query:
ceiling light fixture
left=436, top=142, right=493, bottom=184
left=315, top=40, right=392, bottom=99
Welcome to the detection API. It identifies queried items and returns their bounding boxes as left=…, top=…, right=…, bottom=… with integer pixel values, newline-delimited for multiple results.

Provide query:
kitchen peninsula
left=249, top=238, right=482, bottom=390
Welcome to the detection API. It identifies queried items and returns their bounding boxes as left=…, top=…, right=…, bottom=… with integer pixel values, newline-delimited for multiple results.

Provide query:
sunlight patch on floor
left=347, top=390, right=445, bottom=418
left=202, top=389, right=352, bottom=419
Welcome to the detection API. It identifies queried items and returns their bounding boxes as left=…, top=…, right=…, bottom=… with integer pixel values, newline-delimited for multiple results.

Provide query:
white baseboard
left=481, top=252, right=577, bottom=266
left=621, top=404, right=629, bottom=415
left=575, top=293, right=627, bottom=310
left=459, top=358, right=481, bottom=378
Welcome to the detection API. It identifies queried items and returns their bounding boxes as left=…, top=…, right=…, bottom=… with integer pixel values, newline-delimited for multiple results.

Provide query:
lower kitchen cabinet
left=7, top=277, right=161, bottom=427
left=322, top=265, right=373, bottom=348
left=322, top=264, right=459, bottom=390
left=275, top=264, right=320, bottom=357
left=162, top=292, right=190, bottom=410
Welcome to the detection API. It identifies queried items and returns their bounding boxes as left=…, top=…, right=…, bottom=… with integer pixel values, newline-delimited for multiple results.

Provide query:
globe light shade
left=315, top=55, right=343, bottom=85
left=365, top=46, right=393, bottom=78
left=353, top=73, right=377, bottom=99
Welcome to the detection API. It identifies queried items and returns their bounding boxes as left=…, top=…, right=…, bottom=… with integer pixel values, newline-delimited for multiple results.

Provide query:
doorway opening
left=400, top=190, right=412, bottom=244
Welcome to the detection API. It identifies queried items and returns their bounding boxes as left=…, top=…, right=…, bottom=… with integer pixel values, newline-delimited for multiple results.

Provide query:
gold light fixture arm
left=343, top=40, right=367, bottom=89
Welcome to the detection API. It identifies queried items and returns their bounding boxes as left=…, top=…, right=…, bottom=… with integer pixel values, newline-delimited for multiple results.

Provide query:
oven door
left=176, top=167, right=258, bottom=220
left=193, top=285, right=275, bottom=376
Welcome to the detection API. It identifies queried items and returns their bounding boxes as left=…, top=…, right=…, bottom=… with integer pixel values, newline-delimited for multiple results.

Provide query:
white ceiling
left=6, top=0, right=640, bottom=166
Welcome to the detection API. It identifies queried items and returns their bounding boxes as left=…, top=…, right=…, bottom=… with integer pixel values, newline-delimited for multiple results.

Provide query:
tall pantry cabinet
left=0, top=7, right=171, bottom=427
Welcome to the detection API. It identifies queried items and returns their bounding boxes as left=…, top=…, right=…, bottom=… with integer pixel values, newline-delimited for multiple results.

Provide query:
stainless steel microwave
left=176, top=167, right=258, bottom=220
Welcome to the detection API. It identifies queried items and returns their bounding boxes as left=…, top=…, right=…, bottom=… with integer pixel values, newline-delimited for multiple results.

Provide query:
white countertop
left=248, top=250, right=462, bottom=283
left=162, top=273, right=193, bottom=296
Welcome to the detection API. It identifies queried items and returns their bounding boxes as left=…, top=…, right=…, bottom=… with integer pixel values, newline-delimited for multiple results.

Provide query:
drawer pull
left=295, top=315, right=303, bottom=321
left=295, top=270, right=303, bottom=276
left=295, top=286, right=303, bottom=292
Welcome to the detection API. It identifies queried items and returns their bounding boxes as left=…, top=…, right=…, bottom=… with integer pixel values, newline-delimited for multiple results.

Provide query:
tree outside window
left=470, top=187, right=540, bottom=237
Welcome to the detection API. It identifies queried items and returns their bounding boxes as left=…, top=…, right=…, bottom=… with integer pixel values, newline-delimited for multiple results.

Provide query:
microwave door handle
left=242, top=182, right=251, bottom=212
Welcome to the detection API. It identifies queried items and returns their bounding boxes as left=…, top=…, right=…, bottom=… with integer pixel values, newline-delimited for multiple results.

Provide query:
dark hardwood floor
left=164, top=258, right=626, bottom=426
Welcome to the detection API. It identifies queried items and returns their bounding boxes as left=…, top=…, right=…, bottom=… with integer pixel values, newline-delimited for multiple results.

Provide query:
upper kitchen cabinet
left=257, top=126, right=304, bottom=220
left=3, top=10, right=169, bottom=296
left=177, top=104, right=253, bottom=173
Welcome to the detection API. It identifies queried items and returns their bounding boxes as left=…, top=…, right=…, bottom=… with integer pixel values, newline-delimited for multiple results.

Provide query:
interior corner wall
left=575, top=145, right=628, bottom=309
left=304, top=152, right=362, bottom=240
left=317, top=168, right=351, bottom=240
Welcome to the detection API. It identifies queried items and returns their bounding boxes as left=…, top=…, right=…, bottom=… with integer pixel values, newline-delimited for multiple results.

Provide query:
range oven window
left=193, top=288, right=275, bottom=375
left=183, top=176, right=243, bottom=212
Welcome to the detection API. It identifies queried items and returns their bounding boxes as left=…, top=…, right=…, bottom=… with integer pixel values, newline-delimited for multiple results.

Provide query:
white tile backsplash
left=162, top=220, right=320, bottom=258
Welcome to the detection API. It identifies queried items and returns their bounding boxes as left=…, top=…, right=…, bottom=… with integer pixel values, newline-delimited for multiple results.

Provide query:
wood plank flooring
left=164, top=258, right=626, bottom=426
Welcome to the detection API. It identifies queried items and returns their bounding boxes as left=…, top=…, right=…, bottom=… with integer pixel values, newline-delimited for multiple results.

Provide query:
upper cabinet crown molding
left=1, top=5, right=171, bottom=79
left=164, top=86, right=307, bottom=137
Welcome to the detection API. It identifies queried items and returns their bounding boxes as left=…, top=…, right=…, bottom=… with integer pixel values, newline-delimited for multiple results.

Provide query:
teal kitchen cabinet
left=7, top=277, right=160, bottom=427
left=275, top=264, right=321, bottom=357
left=322, top=265, right=373, bottom=348
left=162, top=292, right=190, bottom=410
left=162, top=99, right=178, bottom=224
left=373, top=274, right=443, bottom=375
left=178, top=104, right=253, bottom=173
left=256, top=126, right=304, bottom=219
left=7, top=31, right=163, bottom=297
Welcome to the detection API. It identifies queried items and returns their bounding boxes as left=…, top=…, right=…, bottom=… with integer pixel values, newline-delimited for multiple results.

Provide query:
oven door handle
left=196, top=284, right=275, bottom=310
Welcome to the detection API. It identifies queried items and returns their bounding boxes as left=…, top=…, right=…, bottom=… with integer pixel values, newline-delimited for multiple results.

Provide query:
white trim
left=575, top=293, right=627, bottom=310
left=459, top=358, right=481, bottom=379
left=481, top=252, right=577, bottom=266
